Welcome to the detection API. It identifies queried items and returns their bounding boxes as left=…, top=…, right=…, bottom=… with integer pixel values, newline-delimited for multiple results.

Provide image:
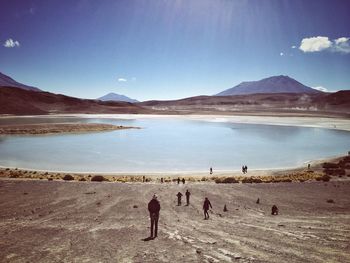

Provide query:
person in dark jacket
left=271, top=205, right=278, bottom=215
left=148, top=194, right=161, bottom=238
left=203, top=197, right=212, bottom=219
left=177, top=192, right=183, bottom=206
left=185, top=190, right=191, bottom=206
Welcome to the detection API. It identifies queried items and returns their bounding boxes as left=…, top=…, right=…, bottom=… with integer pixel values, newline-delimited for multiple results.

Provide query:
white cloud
left=291, top=45, right=296, bottom=49
left=312, top=86, right=328, bottom=92
left=280, top=52, right=284, bottom=56
left=299, top=36, right=331, bottom=52
left=3, top=38, right=20, bottom=48
left=299, top=36, right=350, bottom=54
left=333, top=37, right=350, bottom=54
left=117, top=78, right=127, bottom=82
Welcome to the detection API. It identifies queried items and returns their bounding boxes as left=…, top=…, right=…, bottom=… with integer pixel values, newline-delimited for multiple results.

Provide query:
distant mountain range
left=0, top=72, right=41, bottom=92
left=1, top=71, right=349, bottom=116
left=98, top=92, right=139, bottom=103
left=0, top=72, right=147, bottom=115
left=216, top=75, right=322, bottom=96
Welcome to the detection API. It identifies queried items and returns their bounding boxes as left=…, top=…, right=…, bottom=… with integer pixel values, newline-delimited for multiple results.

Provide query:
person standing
left=148, top=194, right=161, bottom=238
left=210, top=167, right=213, bottom=174
left=203, top=197, right=212, bottom=220
left=177, top=192, right=183, bottom=206
left=185, top=190, right=191, bottom=206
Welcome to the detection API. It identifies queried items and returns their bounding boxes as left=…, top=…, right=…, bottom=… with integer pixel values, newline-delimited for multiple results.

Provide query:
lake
left=0, top=115, right=349, bottom=172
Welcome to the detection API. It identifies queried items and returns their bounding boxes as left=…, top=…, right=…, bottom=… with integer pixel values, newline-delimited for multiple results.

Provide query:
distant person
left=210, top=167, right=213, bottom=174
left=245, top=165, right=248, bottom=173
left=271, top=205, right=278, bottom=215
left=185, top=190, right=191, bottom=205
left=203, top=197, right=212, bottom=220
left=143, top=176, right=145, bottom=182
left=161, top=177, right=164, bottom=183
left=256, top=198, right=260, bottom=204
left=223, top=204, right=228, bottom=212
left=177, top=177, right=180, bottom=184
left=308, top=164, right=311, bottom=170
left=242, top=165, right=245, bottom=174
left=182, top=178, right=185, bottom=184
left=177, top=192, right=183, bottom=206
left=148, top=194, right=161, bottom=238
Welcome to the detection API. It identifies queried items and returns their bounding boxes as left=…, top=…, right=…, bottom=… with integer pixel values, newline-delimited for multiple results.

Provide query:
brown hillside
left=0, top=87, right=149, bottom=115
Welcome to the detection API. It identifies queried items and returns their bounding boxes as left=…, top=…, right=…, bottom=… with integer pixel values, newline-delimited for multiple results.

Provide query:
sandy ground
left=0, top=179, right=349, bottom=263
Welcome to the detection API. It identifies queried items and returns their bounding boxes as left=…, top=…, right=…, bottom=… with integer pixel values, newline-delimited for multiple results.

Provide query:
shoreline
left=1, top=154, right=348, bottom=183
left=0, top=154, right=343, bottom=176
left=1, top=113, right=350, bottom=131
left=0, top=122, right=138, bottom=135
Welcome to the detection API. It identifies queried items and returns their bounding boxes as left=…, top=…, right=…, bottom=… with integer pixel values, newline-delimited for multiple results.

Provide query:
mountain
left=98, top=93, right=139, bottom=103
left=0, top=72, right=41, bottom=92
left=0, top=87, right=149, bottom=115
left=139, top=91, right=350, bottom=116
left=216, top=75, right=322, bottom=96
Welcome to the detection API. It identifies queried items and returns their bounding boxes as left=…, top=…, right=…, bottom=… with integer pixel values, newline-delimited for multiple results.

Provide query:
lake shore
left=0, top=123, right=138, bottom=135
left=1, top=155, right=349, bottom=183
left=2, top=113, right=348, bottom=131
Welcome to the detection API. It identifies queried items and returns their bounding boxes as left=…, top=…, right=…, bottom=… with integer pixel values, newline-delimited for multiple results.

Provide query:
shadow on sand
left=142, top=236, right=154, bottom=242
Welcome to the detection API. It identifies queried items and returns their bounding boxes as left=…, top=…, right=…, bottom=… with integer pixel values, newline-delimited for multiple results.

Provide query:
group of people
left=147, top=191, right=213, bottom=238
left=242, top=165, right=248, bottom=174
left=177, top=177, right=185, bottom=184
left=176, top=189, right=191, bottom=206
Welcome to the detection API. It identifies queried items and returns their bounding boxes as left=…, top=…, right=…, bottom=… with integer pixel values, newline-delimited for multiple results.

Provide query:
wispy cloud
left=3, top=38, right=20, bottom=48
left=312, top=86, right=328, bottom=92
left=299, top=36, right=350, bottom=54
left=333, top=37, right=350, bottom=53
left=280, top=52, right=284, bottom=56
left=118, top=78, right=127, bottom=82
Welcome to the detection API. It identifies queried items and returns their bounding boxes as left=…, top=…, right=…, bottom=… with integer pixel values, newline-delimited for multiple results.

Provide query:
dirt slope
left=0, top=179, right=349, bottom=262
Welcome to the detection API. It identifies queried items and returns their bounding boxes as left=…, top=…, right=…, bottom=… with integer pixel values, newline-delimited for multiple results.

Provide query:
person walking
left=203, top=197, right=212, bottom=220
left=185, top=190, right=191, bottom=206
left=177, top=192, right=183, bottom=206
left=148, top=194, right=161, bottom=238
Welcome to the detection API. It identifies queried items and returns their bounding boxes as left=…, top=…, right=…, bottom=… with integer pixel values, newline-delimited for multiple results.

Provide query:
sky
left=0, top=0, right=349, bottom=101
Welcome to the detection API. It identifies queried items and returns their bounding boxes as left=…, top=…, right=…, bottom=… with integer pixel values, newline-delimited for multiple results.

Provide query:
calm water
left=0, top=116, right=349, bottom=172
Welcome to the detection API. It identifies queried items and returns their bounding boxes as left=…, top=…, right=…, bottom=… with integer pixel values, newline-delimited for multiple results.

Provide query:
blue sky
left=1, top=0, right=349, bottom=101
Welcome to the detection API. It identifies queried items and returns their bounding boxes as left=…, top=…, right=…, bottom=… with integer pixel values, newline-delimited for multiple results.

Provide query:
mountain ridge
left=0, top=72, right=41, bottom=92
left=98, top=92, right=139, bottom=103
left=216, top=75, right=322, bottom=96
